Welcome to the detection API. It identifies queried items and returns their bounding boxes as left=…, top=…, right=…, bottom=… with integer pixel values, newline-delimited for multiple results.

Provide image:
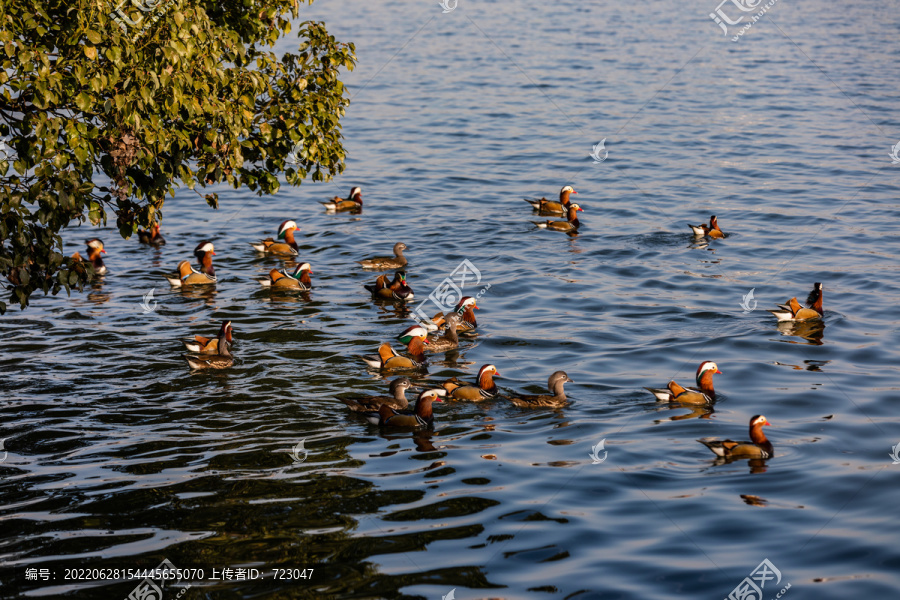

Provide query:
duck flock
left=67, top=184, right=827, bottom=462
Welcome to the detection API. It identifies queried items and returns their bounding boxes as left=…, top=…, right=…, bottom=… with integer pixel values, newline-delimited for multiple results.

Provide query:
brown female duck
left=358, top=242, right=408, bottom=270
left=165, top=241, right=217, bottom=286
left=249, top=220, right=300, bottom=255
left=524, top=185, right=577, bottom=215
left=507, top=371, right=573, bottom=407
left=699, top=415, right=773, bottom=459
left=426, top=313, right=461, bottom=353
left=340, top=377, right=416, bottom=412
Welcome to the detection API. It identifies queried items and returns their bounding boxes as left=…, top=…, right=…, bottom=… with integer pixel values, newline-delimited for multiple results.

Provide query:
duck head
left=277, top=220, right=298, bottom=240
left=559, top=185, right=577, bottom=202
left=695, top=361, right=721, bottom=393
left=478, top=364, right=499, bottom=389
left=397, top=324, right=429, bottom=345
left=349, top=186, right=362, bottom=204
left=85, top=238, right=106, bottom=254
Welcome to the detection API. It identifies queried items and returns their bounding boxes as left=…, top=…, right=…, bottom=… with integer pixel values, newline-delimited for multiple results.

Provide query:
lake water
left=3, top=0, right=900, bottom=598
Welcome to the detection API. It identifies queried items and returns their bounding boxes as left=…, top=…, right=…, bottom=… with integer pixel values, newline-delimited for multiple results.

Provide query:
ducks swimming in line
left=184, top=321, right=234, bottom=370
left=165, top=241, right=217, bottom=286
left=645, top=361, right=721, bottom=405
left=72, top=239, right=107, bottom=275
left=321, top=186, right=363, bottom=213
left=769, top=282, right=823, bottom=321
left=507, top=371, right=573, bottom=407
left=524, top=185, right=577, bottom=215
left=137, top=223, right=166, bottom=246
left=249, top=220, right=300, bottom=255
left=258, top=263, right=313, bottom=290
left=699, top=415, right=773, bottom=459
left=532, top=203, right=583, bottom=233
left=358, top=242, right=408, bottom=270
left=689, top=215, right=725, bottom=239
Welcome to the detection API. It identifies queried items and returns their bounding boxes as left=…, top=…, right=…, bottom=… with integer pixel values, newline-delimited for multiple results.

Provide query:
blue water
left=2, top=1, right=900, bottom=598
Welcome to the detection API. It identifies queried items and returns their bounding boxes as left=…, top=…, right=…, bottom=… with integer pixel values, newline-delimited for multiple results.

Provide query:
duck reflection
left=776, top=320, right=825, bottom=345
left=655, top=403, right=715, bottom=422
left=740, top=494, right=769, bottom=506
left=708, top=456, right=770, bottom=474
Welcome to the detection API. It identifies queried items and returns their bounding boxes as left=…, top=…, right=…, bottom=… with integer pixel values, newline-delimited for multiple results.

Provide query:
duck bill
left=715, top=369, right=722, bottom=374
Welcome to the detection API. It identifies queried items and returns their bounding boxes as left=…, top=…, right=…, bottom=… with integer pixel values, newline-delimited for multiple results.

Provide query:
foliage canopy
left=0, top=0, right=356, bottom=313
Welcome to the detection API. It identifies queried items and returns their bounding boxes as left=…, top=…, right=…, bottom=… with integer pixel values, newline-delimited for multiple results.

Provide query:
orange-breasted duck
left=769, top=283, right=823, bottom=321
left=426, top=313, right=460, bottom=353
left=137, top=223, right=166, bottom=246
left=321, top=186, right=363, bottom=213
left=183, top=320, right=234, bottom=353
left=699, top=415, right=773, bottom=459
left=165, top=241, right=217, bottom=286
left=258, top=262, right=313, bottom=290
left=532, top=203, right=583, bottom=232
left=645, top=361, right=721, bottom=405
left=449, top=364, right=500, bottom=401
left=72, top=239, right=107, bottom=275
left=689, top=215, right=725, bottom=239
left=364, top=271, right=414, bottom=301
left=249, top=220, right=300, bottom=255
left=340, top=377, right=416, bottom=412
left=358, top=242, right=408, bottom=270
left=524, top=185, right=577, bottom=215
left=432, top=296, right=479, bottom=333
left=507, top=371, right=573, bottom=408
left=184, top=321, right=233, bottom=370
left=362, top=389, right=442, bottom=428
left=362, top=325, right=429, bottom=371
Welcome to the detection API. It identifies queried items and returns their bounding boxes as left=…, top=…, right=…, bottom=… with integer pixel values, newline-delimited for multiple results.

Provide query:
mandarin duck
left=699, top=415, right=773, bottom=459
left=532, top=203, right=583, bottom=232
left=361, top=325, right=429, bottom=371
left=431, top=296, right=479, bottom=333
left=364, top=271, right=414, bottom=301
left=523, top=185, right=577, bottom=215
left=688, top=215, right=725, bottom=239
left=507, top=371, right=573, bottom=408
left=340, top=377, right=416, bottom=412
left=257, top=263, right=312, bottom=290
left=72, top=239, right=107, bottom=275
left=249, top=220, right=300, bottom=255
left=165, top=241, right=217, bottom=286
left=362, top=389, right=442, bottom=428
left=358, top=242, right=408, bottom=270
left=183, top=320, right=234, bottom=353
left=425, top=313, right=461, bottom=353
left=184, top=321, right=234, bottom=370
left=137, top=223, right=166, bottom=246
left=645, top=361, right=721, bottom=405
left=448, top=364, right=500, bottom=401
left=768, top=283, right=823, bottom=321
left=321, top=186, right=362, bottom=212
